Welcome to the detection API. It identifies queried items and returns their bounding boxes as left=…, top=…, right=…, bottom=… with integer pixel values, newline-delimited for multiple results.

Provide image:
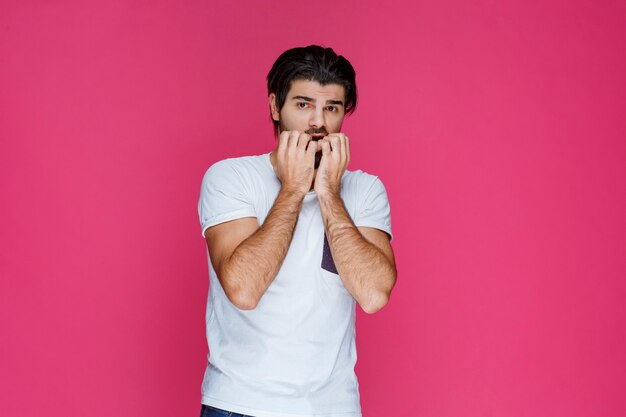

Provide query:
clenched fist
left=314, top=133, right=350, bottom=197
left=275, top=130, right=321, bottom=196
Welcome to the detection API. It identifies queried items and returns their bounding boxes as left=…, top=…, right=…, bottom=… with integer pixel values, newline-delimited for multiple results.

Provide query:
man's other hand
left=275, top=130, right=318, bottom=196
left=314, top=133, right=350, bottom=197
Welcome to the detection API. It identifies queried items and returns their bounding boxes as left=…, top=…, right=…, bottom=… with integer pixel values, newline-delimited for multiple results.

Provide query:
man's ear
left=269, top=93, right=280, bottom=122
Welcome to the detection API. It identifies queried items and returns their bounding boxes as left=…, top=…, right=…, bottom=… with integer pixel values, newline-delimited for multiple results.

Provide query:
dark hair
left=266, top=45, right=357, bottom=136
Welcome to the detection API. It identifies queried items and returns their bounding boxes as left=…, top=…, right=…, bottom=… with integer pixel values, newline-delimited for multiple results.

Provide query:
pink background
left=1, top=1, right=625, bottom=416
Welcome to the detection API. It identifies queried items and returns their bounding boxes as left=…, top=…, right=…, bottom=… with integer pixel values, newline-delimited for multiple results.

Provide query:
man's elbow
left=361, top=274, right=396, bottom=314
left=220, top=272, right=260, bottom=311
left=235, top=299, right=259, bottom=311
left=361, top=291, right=390, bottom=314
left=225, top=288, right=259, bottom=310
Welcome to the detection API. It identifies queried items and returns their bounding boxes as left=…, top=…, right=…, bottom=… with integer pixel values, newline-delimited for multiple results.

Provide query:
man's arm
left=204, top=130, right=317, bottom=310
left=205, top=188, right=305, bottom=310
left=315, top=134, right=397, bottom=314
left=318, top=193, right=397, bottom=314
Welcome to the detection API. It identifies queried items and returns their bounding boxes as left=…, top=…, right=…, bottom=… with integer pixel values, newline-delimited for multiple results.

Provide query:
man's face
left=270, top=79, right=346, bottom=168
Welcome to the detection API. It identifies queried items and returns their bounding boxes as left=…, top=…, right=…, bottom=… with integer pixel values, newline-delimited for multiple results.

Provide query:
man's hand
left=275, top=130, right=318, bottom=196
left=314, top=133, right=350, bottom=197
left=313, top=133, right=395, bottom=313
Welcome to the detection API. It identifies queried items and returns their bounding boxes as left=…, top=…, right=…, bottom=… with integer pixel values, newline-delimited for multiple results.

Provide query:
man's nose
left=309, top=107, right=325, bottom=128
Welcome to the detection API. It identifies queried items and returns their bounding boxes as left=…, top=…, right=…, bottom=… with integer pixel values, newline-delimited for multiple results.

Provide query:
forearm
left=318, top=192, right=396, bottom=313
left=221, top=188, right=303, bottom=308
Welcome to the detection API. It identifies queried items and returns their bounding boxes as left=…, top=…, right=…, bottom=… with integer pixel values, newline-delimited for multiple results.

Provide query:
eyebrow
left=291, top=95, right=344, bottom=106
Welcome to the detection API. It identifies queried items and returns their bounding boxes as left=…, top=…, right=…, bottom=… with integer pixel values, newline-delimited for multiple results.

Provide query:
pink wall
left=1, top=1, right=625, bottom=416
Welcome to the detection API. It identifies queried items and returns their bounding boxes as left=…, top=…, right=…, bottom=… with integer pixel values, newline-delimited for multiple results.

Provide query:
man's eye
left=297, top=102, right=308, bottom=109
left=327, top=106, right=336, bottom=112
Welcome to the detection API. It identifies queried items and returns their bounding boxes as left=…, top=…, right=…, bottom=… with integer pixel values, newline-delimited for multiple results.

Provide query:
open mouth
left=309, top=132, right=327, bottom=140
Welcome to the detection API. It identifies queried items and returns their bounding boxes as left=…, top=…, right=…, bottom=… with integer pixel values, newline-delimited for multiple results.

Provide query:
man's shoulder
left=207, top=153, right=267, bottom=171
left=343, top=167, right=384, bottom=190
left=344, top=167, right=377, bottom=180
left=202, top=153, right=270, bottom=180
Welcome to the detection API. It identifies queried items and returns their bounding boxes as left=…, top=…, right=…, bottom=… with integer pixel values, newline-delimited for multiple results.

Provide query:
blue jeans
left=200, top=403, right=255, bottom=417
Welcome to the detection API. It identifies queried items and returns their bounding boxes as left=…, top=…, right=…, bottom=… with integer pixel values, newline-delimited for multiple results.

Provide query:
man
left=197, top=45, right=397, bottom=417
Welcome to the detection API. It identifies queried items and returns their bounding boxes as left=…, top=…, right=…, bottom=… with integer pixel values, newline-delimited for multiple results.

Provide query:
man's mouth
left=308, top=131, right=327, bottom=139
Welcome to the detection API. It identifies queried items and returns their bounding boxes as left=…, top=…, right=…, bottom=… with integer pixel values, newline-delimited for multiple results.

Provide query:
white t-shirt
left=197, top=152, right=392, bottom=417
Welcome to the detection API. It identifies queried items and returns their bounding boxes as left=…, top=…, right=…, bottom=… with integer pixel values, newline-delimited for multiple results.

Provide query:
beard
left=314, top=146, right=322, bottom=169
left=278, top=120, right=326, bottom=169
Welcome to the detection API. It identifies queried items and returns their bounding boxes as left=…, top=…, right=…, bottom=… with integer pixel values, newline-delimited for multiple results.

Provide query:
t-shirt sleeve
left=198, top=160, right=257, bottom=238
left=354, top=176, right=393, bottom=242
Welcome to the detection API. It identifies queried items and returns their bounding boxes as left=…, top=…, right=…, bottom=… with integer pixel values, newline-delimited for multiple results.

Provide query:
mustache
left=305, top=129, right=328, bottom=136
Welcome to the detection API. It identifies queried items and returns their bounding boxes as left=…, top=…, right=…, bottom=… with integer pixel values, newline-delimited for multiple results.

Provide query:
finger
left=340, top=135, right=348, bottom=166
left=306, top=137, right=317, bottom=160
left=320, top=139, right=332, bottom=157
left=321, top=135, right=329, bottom=148
left=330, top=135, right=341, bottom=161
left=288, top=130, right=300, bottom=152
left=278, top=130, right=290, bottom=154
left=345, top=136, right=350, bottom=166
left=325, top=134, right=337, bottom=151
left=298, top=133, right=311, bottom=151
